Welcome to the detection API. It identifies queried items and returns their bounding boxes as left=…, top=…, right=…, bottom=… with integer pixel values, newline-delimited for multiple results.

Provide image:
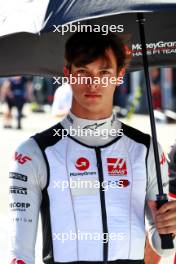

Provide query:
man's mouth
left=84, top=94, right=101, bottom=98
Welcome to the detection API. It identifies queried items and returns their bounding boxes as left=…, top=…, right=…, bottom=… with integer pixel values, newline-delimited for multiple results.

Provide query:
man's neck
left=70, top=106, right=112, bottom=120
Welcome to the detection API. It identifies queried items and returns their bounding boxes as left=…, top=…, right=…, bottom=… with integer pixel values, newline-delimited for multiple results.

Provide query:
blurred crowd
left=0, top=76, right=57, bottom=129
left=0, top=67, right=176, bottom=129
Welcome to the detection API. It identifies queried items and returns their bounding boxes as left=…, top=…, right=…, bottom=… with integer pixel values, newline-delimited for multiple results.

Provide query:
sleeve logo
left=15, top=152, right=32, bottom=164
left=9, top=172, right=28, bottom=182
left=9, top=186, right=27, bottom=195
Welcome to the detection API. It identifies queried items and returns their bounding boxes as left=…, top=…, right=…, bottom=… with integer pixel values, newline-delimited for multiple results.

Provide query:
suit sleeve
left=145, top=138, right=176, bottom=256
left=8, top=138, right=47, bottom=264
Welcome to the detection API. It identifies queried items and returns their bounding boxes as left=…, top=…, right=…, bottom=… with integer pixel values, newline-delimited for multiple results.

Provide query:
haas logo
left=15, top=152, right=32, bottom=165
left=75, top=157, right=90, bottom=171
left=107, top=157, right=127, bottom=176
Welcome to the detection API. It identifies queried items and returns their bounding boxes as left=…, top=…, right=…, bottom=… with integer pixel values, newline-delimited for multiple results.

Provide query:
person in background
left=1, top=76, right=32, bottom=129
left=51, top=82, right=72, bottom=119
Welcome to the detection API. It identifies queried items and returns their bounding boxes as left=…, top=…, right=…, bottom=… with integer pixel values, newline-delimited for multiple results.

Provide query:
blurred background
left=0, top=67, right=176, bottom=262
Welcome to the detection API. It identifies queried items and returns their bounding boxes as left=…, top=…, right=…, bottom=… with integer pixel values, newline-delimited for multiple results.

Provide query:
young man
left=9, top=31, right=176, bottom=264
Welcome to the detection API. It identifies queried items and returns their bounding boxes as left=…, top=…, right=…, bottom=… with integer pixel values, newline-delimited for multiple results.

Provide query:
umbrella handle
left=136, top=13, right=164, bottom=195
left=137, top=13, right=174, bottom=249
left=156, top=194, right=174, bottom=249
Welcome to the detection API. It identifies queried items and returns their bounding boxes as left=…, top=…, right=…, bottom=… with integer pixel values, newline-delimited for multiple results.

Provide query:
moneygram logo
left=75, top=157, right=90, bottom=171
left=107, top=158, right=127, bottom=176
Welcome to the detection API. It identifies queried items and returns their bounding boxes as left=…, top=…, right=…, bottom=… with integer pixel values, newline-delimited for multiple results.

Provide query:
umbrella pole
left=137, top=12, right=174, bottom=249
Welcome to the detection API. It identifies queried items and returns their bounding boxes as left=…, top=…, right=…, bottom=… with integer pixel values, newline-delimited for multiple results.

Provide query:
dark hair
left=65, top=31, right=130, bottom=74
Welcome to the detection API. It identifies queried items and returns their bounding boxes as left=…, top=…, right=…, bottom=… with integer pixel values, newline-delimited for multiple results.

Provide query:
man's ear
left=63, top=66, right=70, bottom=77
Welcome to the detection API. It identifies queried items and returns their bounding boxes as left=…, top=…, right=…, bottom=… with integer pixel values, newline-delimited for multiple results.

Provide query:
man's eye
left=100, top=71, right=111, bottom=75
left=77, top=70, right=88, bottom=74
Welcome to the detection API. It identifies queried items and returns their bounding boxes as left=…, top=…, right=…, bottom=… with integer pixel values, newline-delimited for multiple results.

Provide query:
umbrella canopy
left=0, top=0, right=176, bottom=76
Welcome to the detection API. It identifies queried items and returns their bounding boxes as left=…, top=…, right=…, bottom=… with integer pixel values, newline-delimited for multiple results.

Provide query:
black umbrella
left=1, top=11, right=176, bottom=76
left=0, top=0, right=176, bottom=251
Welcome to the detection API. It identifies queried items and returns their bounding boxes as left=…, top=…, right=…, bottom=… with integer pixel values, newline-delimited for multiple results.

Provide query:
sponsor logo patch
left=9, top=186, right=27, bottom=195
left=9, top=172, right=28, bottom=182
left=11, top=217, right=32, bottom=223
left=75, top=157, right=90, bottom=171
left=83, top=122, right=106, bottom=130
left=107, top=158, right=127, bottom=176
left=108, top=179, right=130, bottom=188
left=9, top=202, right=30, bottom=211
left=15, top=152, right=32, bottom=165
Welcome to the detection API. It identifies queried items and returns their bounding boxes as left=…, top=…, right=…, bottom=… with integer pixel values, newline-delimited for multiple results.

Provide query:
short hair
left=64, top=31, right=130, bottom=74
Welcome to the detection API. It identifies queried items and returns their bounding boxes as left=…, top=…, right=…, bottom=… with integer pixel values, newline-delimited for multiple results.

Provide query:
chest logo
left=75, top=157, right=90, bottom=171
left=107, top=157, right=127, bottom=176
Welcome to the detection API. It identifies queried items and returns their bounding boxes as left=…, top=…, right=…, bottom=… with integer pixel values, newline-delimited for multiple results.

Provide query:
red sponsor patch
left=108, top=179, right=130, bottom=188
left=15, top=152, right=32, bottom=165
left=107, top=158, right=127, bottom=176
left=119, top=179, right=130, bottom=187
left=11, top=259, right=25, bottom=264
left=160, top=152, right=166, bottom=165
left=75, top=157, right=90, bottom=171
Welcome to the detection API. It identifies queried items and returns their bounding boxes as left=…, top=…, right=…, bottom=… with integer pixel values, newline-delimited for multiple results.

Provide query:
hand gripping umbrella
left=0, top=0, right=176, bottom=253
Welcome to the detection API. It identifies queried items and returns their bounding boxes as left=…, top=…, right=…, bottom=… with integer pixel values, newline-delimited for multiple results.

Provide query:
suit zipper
left=95, top=147, right=108, bottom=264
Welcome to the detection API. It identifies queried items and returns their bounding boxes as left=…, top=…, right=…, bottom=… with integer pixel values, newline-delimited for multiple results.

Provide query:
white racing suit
left=8, top=112, right=176, bottom=264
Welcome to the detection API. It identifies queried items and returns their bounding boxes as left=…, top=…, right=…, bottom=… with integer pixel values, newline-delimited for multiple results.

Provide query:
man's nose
left=87, top=75, right=100, bottom=91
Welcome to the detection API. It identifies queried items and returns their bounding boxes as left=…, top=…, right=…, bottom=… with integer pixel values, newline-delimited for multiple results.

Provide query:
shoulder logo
left=15, top=152, right=32, bottom=165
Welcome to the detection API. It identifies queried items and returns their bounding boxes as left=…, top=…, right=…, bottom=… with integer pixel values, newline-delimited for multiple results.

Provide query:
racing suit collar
left=65, top=111, right=115, bottom=130
left=60, top=110, right=122, bottom=146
